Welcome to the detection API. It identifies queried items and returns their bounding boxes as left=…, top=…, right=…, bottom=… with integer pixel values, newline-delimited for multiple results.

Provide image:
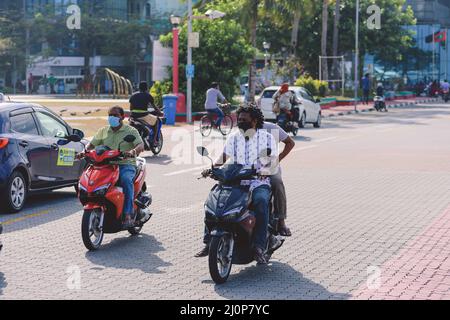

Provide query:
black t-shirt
left=376, top=87, right=384, bottom=96
left=129, top=91, right=154, bottom=112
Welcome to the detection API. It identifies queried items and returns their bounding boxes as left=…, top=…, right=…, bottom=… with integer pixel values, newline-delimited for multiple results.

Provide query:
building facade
left=406, top=0, right=450, bottom=81
left=1, top=0, right=195, bottom=92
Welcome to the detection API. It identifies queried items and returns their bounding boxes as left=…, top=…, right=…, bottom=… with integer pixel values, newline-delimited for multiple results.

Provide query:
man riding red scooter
left=76, top=106, right=152, bottom=250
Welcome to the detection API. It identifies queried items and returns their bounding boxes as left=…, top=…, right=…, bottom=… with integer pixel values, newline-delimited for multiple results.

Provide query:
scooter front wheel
left=81, top=209, right=104, bottom=251
left=209, top=235, right=233, bottom=284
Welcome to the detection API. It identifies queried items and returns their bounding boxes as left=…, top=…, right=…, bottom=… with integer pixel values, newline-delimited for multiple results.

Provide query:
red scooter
left=77, top=135, right=152, bottom=250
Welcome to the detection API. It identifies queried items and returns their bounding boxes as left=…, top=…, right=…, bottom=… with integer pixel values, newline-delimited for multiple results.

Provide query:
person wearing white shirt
left=196, top=107, right=278, bottom=264
left=261, top=122, right=295, bottom=236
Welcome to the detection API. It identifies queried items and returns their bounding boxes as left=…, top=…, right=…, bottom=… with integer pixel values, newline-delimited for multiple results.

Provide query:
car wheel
left=2, top=171, right=28, bottom=213
left=298, top=113, right=306, bottom=128
left=313, top=113, right=322, bottom=128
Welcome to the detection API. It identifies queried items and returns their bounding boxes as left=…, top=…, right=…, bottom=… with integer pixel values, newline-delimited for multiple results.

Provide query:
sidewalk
left=322, top=97, right=438, bottom=118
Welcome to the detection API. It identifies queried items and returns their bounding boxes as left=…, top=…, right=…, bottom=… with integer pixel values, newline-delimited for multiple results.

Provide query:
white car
left=256, top=86, right=322, bottom=128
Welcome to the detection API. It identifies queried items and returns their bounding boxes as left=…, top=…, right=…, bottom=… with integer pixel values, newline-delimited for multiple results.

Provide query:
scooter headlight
left=221, top=207, right=243, bottom=221
left=93, top=183, right=111, bottom=196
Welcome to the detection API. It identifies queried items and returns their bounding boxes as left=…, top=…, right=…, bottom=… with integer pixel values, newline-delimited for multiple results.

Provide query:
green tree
left=160, top=15, right=253, bottom=111
left=337, top=0, right=416, bottom=79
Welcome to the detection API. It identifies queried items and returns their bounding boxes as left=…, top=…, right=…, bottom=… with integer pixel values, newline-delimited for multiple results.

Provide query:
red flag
left=434, top=30, right=447, bottom=43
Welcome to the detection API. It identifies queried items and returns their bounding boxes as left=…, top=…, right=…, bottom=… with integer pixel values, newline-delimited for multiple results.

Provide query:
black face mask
left=238, top=121, right=253, bottom=132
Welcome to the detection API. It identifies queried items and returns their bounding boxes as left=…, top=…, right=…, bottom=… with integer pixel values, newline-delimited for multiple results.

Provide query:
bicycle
left=200, top=103, right=235, bottom=137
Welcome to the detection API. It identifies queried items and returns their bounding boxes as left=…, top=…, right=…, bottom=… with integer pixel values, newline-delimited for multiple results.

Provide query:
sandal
left=278, top=226, right=292, bottom=237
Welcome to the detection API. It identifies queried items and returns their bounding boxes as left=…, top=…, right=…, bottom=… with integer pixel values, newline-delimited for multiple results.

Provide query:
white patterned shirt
left=224, top=129, right=278, bottom=189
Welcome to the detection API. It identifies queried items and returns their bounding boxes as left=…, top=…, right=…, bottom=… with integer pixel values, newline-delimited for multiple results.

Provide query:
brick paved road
left=1, top=101, right=450, bottom=300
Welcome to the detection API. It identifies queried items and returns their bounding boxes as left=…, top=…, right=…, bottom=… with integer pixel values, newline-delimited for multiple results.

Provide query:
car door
left=300, top=88, right=320, bottom=122
left=260, top=89, right=278, bottom=120
left=9, top=110, right=52, bottom=189
left=34, top=110, right=83, bottom=185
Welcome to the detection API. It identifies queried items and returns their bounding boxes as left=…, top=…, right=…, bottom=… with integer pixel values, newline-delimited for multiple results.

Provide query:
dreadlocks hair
left=236, top=105, right=265, bottom=129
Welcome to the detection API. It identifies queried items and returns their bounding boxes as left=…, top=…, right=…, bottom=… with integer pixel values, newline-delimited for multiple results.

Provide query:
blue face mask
left=108, top=116, right=121, bottom=128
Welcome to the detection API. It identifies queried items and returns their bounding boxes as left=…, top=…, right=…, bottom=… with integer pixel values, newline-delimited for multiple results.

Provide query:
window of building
left=146, top=3, right=151, bottom=18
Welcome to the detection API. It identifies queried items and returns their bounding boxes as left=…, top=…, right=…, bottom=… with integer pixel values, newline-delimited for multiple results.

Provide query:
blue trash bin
left=162, top=94, right=178, bottom=125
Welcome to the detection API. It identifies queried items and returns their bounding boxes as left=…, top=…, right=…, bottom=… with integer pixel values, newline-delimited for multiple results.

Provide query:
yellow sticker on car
left=57, top=148, right=75, bottom=166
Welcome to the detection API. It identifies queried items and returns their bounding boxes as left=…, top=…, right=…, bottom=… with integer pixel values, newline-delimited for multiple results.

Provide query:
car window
left=10, top=113, right=39, bottom=135
left=262, top=90, right=277, bottom=99
left=35, top=111, right=69, bottom=138
left=300, top=89, right=314, bottom=102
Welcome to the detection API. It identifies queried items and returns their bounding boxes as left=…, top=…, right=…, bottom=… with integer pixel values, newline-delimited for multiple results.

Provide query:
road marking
left=314, top=136, right=338, bottom=143
left=164, top=165, right=207, bottom=176
left=292, top=145, right=318, bottom=152
left=1, top=210, right=50, bottom=226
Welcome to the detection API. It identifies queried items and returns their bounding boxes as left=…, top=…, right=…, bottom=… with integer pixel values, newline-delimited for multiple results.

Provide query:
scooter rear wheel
left=209, top=235, right=233, bottom=284
left=81, top=209, right=104, bottom=251
left=128, top=223, right=143, bottom=235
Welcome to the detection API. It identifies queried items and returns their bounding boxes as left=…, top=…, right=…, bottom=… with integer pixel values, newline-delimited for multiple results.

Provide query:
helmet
left=377, top=82, right=383, bottom=87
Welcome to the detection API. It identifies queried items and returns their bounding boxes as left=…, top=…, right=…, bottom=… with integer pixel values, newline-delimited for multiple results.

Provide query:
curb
left=323, top=98, right=437, bottom=118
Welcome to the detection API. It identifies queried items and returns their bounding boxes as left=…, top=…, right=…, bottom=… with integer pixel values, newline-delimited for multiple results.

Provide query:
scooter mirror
left=124, top=135, right=136, bottom=143
left=197, top=146, right=209, bottom=157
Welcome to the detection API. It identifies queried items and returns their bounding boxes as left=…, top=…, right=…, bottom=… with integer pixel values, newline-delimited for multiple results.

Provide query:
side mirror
left=197, top=146, right=209, bottom=157
left=124, top=135, right=136, bottom=143
left=67, top=134, right=82, bottom=143
left=72, top=129, right=85, bottom=139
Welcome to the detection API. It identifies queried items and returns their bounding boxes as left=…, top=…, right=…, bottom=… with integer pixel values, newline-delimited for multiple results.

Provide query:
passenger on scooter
left=262, top=121, right=295, bottom=236
left=272, top=83, right=300, bottom=124
left=79, top=106, right=144, bottom=228
left=195, top=106, right=278, bottom=264
left=130, top=82, right=159, bottom=144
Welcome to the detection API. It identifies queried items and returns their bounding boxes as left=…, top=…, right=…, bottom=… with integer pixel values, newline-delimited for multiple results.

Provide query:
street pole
left=187, top=0, right=193, bottom=123
left=354, top=0, right=359, bottom=111
left=432, top=24, right=435, bottom=81
left=23, top=0, right=30, bottom=94
left=172, top=27, right=179, bottom=94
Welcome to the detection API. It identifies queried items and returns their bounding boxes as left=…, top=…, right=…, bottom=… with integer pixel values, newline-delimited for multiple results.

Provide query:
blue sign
left=186, top=64, right=195, bottom=79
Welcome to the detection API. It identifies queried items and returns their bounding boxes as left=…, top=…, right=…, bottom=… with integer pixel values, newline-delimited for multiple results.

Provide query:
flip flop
left=278, top=226, right=292, bottom=237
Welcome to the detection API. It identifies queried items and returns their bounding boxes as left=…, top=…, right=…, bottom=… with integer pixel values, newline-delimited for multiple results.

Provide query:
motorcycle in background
left=374, top=95, right=387, bottom=112
left=129, top=107, right=164, bottom=155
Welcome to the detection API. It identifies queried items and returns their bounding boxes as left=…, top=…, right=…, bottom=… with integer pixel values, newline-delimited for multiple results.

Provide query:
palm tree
left=321, top=0, right=329, bottom=82
left=193, top=0, right=272, bottom=102
left=281, top=0, right=313, bottom=56
left=331, top=0, right=341, bottom=84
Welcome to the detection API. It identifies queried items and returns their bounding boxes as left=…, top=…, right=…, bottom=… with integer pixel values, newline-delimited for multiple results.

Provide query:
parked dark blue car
left=0, top=102, right=86, bottom=213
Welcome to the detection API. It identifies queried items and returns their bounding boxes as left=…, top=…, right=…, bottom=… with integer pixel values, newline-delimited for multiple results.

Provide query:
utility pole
left=354, top=0, right=359, bottom=112
left=187, top=0, right=193, bottom=123
left=23, top=0, right=30, bottom=94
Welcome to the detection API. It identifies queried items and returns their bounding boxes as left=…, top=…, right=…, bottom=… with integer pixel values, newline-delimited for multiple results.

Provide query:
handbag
left=272, top=100, right=280, bottom=114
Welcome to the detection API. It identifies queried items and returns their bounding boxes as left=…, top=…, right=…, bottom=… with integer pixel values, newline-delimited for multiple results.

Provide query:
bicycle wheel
left=219, top=115, right=233, bottom=136
left=200, top=115, right=213, bottom=137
